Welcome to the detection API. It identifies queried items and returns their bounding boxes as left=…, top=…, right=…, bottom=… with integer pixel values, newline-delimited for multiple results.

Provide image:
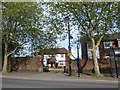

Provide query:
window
left=60, top=63, right=63, bottom=65
left=118, top=40, right=120, bottom=47
left=61, top=54, right=64, bottom=58
left=104, top=41, right=112, bottom=48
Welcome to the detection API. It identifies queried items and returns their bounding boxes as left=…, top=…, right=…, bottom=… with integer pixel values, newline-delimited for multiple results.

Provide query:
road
left=2, top=78, right=118, bottom=88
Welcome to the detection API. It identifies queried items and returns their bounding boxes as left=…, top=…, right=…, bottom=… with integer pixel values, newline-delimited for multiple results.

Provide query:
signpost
left=68, top=52, right=72, bottom=56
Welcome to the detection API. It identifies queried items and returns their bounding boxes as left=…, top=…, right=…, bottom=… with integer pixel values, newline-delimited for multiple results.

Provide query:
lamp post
left=64, top=16, right=72, bottom=76
left=77, top=43, right=80, bottom=77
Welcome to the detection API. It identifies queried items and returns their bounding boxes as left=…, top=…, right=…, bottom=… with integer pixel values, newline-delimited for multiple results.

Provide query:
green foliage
left=47, top=2, right=119, bottom=44
left=2, top=2, right=66, bottom=72
left=2, top=2, right=119, bottom=56
left=2, top=2, right=65, bottom=57
left=2, top=2, right=40, bottom=46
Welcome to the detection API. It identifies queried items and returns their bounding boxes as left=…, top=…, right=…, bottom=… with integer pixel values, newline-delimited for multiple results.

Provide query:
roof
left=102, top=33, right=120, bottom=41
left=39, top=48, right=68, bottom=55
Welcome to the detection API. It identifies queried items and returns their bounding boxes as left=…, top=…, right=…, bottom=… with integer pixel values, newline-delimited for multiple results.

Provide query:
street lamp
left=77, top=43, right=81, bottom=77
left=64, top=16, right=72, bottom=76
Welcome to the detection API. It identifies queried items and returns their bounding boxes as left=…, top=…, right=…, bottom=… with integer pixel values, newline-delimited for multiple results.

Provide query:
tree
left=2, top=2, right=65, bottom=73
left=29, top=3, right=65, bottom=53
left=47, top=2, right=119, bottom=76
left=2, top=2, right=41, bottom=72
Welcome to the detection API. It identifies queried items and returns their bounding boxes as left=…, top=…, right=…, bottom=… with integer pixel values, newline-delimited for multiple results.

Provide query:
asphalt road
left=2, top=78, right=118, bottom=88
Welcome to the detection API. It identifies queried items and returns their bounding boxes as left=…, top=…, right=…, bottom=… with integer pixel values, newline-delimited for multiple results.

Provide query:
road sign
left=68, top=52, right=72, bottom=56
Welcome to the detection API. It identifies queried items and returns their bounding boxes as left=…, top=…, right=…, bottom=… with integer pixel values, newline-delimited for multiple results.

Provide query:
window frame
left=104, top=41, right=113, bottom=48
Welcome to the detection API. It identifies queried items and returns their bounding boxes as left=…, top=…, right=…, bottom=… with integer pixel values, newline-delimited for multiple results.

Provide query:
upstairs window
left=61, top=54, right=64, bottom=58
left=104, top=41, right=112, bottom=48
left=118, top=40, right=120, bottom=47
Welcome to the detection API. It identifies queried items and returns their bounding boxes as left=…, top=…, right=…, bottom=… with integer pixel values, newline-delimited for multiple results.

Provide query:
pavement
left=0, top=69, right=119, bottom=84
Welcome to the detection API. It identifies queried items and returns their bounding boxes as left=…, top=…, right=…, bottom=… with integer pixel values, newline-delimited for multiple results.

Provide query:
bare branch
left=7, top=42, right=26, bottom=57
left=95, top=34, right=104, bottom=48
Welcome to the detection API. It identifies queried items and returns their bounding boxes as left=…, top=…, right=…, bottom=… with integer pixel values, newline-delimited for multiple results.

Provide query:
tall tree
left=2, top=2, right=65, bottom=73
left=48, top=2, right=119, bottom=76
left=2, top=2, right=41, bottom=72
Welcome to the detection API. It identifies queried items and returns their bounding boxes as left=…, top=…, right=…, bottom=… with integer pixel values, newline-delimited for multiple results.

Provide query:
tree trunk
left=2, top=54, right=8, bottom=73
left=38, top=55, right=44, bottom=72
left=2, top=44, right=8, bottom=73
left=92, top=47, right=101, bottom=76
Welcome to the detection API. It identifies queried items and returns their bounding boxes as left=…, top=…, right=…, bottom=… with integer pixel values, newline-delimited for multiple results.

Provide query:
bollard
left=64, top=66, right=66, bottom=73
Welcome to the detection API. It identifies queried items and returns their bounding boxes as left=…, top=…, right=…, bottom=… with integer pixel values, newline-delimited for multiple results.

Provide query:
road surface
left=2, top=78, right=118, bottom=88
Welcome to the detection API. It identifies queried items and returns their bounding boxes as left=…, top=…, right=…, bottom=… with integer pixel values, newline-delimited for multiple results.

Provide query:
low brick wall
left=13, top=57, right=110, bottom=73
left=15, top=55, right=43, bottom=72
left=71, top=59, right=110, bottom=73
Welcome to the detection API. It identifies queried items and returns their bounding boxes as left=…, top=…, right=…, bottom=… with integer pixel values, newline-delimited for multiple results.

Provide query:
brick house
left=81, top=33, right=120, bottom=60
left=99, top=33, right=120, bottom=60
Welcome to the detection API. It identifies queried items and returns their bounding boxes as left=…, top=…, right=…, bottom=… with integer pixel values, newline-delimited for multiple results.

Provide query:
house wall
left=99, top=39, right=119, bottom=60
left=99, top=41, right=110, bottom=60
left=81, top=33, right=120, bottom=60
left=81, top=40, right=119, bottom=60
left=87, top=48, right=100, bottom=59
left=43, top=54, right=66, bottom=67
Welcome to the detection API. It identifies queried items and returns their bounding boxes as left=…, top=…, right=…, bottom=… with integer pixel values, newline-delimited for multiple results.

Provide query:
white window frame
left=118, top=39, right=120, bottom=47
left=104, top=41, right=113, bottom=48
left=61, top=54, right=64, bottom=58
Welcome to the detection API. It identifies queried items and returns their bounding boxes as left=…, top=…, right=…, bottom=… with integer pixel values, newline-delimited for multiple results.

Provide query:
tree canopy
left=45, top=2, right=119, bottom=76
left=2, top=2, right=64, bottom=57
left=2, top=2, right=64, bottom=72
